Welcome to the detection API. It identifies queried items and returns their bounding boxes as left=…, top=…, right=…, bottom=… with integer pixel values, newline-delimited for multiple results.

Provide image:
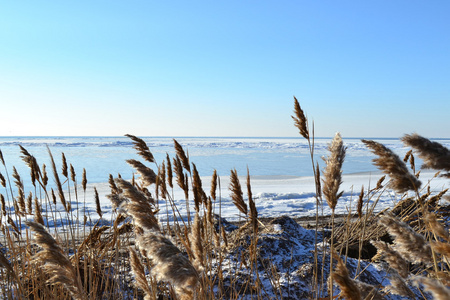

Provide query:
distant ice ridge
left=1, top=136, right=449, bottom=151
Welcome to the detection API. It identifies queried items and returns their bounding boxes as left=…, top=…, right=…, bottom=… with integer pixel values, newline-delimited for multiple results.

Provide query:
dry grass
left=0, top=97, right=448, bottom=299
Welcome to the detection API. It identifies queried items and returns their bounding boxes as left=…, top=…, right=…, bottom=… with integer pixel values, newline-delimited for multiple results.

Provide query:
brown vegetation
left=0, top=98, right=448, bottom=299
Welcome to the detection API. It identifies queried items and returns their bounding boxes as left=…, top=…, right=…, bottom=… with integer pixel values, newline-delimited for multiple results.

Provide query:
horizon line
left=1, top=135, right=449, bottom=140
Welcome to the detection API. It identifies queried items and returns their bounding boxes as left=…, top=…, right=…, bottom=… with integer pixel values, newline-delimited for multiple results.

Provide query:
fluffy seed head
left=125, top=134, right=155, bottom=163
left=137, top=233, right=198, bottom=295
left=126, top=159, right=157, bottom=186
left=402, top=133, right=450, bottom=176
left=322, top=133, right=346, bottom=210
left=362, top=139, right=421, bottom=193
left=378, top=214, right=433, bottom=265
left=229, top=169, right=247, bottom=216
left=291, top=96, right=309, bottom=139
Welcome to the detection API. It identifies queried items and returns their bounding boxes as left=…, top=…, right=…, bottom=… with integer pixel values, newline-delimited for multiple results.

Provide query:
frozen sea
left=1, top=136, right=450, bottom=226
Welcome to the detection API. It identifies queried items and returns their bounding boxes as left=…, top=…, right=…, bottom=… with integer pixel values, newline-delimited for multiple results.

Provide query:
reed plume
left=0, top=194, right=6, bottom=216
left=34, top=196, right=44, bottom=226
left=115, top=178, right=159, bottom=232
left=69, top=164, right=76, bottom=182
left=51, top=188, right=57, bottom=205
left=414, top=276, right=450, bottom=300
left=322, top=133, right=346, bottom=211
left=94, top=187, right=102, bottom=218
left=331, top=253, right=361, bottom=300
left=384, top=272, right=415, bottom=298
left=211, top=169, right=218, bottom=201
left=371, top=240, right=409, bottom=278
left=291, top=96, right=309, bottom=140
left=357, top=185, right=364, bottom=219
left=192, top=163, right=206, bottom=212
left=424, top=212, right=450, bottom=241
left=12, top=167, right=26, bottom=215
left=362, top=139, right=421, bottom=193
left=229, top=169, right=247, bottom=216
left=41, top=163, right=48, bottom=187
left=174, top=139, right=191, bottom=173
left=431, top=241, right=450, bottom=258
left=378, top=214, right=433, bottom=265
left=173, top=156, right=189, bottom=199
left=137, top=233, right=199, bottom=298
left=402, top=133, right=450, bottom=176
left=189, top=212, right=205, bottom=271
left=19, top=145, right=40, bottom=187
left=82, top=168, right=87, bottom=191
left=129, top=247, right=153, bottom=300
left=61, top=153, right=68, bottom=178
left=26, top=192, right=32, bottom=215
left=125, top=134, right=155, bottom=163
left=108, top=173, right=120, bottom=195
left=26, top=221, right=86, bottom=300
left=0, top=172, right=5, bottom=187
left=126, top=159, right=157, bottom=186
left=166, top=153, right=173, bottom=189
left=47, top=146, right=68, bottom=212
left=315, top=161, right=322, bottom=199
left=156, top=162, right=168, bottom=199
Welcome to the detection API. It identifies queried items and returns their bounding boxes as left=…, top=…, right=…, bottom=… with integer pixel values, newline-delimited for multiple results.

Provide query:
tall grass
left=0, top=98, right=448, bottom=299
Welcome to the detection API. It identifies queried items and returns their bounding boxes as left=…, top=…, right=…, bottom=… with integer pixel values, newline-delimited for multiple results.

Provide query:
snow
left=0, top=136, right=446, bottom=298
left=72, top=169, right=448, bottom=228
left=1, top=135, right=449, bottom=229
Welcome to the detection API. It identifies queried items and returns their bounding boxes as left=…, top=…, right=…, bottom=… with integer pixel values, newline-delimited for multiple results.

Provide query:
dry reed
left=94, top=187, right=102, bottom=218
left=137, top=233, right=199, bottom=298
left=0, top=171, right=5, bottom=187
left=402, top=133, right=450, bottom=176
left=129, top=247, right=153, bottom=300
left=174, top=139, right=191, bottom=173
left=384, top=272, right=415, bottom=298
left=82, top=168, right=87, bottom=191
left=331, top=253, right=361, bottom=300
left=371, top=240, right=409, bottom=278
left=291, top=96, right=309, bottom=140
left=362, top=139, right=421, bottom=193
left=229, top=169, right=247, bottom=216
left=125, top=134, right=155, bottom=163
left=414, top=276, right=450, bottom=300
left=378, top=214, right=433, bottom=265
left=114, top=178, right=159, bottom=232
left=47, top=146, right=68, bottom=212
left=210, top=169, right=218, bottom=201
left=0, top=97, right=448, bottom=299
left=126, top=159, right=157, bottom=187
left=166, top=153, right=173, bottom=189
left=27, top=221, right=86, bottom=300
left=189, top=212, right=205, bottom=271
left=322, top=132, right=346, bottom=211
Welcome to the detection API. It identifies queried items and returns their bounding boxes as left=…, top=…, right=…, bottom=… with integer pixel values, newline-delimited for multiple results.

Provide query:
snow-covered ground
left=1, top=136, right=448, bottom=299
left=84, top=169, right=450, bottom=226
left=1, top=136, right=449, bottom=228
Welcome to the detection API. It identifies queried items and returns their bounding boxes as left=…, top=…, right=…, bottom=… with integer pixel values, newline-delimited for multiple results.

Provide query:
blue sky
left=1, top=1, right=449, bottom=137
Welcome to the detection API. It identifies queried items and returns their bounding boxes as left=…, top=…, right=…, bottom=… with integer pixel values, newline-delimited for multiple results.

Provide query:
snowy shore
left=84, top=170, right=450, bottom=226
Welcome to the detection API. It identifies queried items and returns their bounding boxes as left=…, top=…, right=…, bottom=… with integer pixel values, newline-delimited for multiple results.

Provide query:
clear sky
left=1, top=1, right=449, bottom=138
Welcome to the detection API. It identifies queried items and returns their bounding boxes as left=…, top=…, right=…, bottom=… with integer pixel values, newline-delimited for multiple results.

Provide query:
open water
left=1, top=136, right=449, bottom=191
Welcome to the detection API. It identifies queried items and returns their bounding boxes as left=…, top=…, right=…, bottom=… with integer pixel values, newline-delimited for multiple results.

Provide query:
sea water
left=1, top=136, right=449, bottom=191
left=1, top=136, right=450, bottom=223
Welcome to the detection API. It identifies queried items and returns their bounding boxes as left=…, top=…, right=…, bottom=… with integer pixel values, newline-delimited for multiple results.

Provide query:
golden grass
left=0, top=97, right=448, bottom=299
